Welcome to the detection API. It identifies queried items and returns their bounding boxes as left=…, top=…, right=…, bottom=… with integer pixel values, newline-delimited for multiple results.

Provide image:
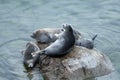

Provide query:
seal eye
left=61, top=28, right=65, bottom=32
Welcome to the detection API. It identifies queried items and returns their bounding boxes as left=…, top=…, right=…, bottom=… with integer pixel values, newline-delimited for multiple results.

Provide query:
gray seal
left=75, top=34, right=97, bottom=49
left=22, top=41, right=40, bottom=69
left=29, top=24, right=75, bottom=68
left=31, top=27, right=81, bottom=44
left=31, top=28, right=60, bottom=43
left=22, top=42, right=43, bottom=80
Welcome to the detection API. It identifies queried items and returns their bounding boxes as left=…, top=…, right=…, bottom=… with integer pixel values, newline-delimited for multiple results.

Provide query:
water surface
left=0, top=0, right=120, bottom=80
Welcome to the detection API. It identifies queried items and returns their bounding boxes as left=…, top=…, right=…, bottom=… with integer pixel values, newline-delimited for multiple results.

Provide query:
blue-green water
left=0, top=0, right=120, bottom=80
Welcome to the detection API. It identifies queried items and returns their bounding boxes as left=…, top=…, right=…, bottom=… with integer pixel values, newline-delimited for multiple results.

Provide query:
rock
left=36, top=43, right=114, bottom=80
left=22, top=27, right=114, bottom=80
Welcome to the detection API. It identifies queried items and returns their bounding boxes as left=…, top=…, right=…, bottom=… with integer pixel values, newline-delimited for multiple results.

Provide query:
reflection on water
left=0, top=0, right=120, bottom=80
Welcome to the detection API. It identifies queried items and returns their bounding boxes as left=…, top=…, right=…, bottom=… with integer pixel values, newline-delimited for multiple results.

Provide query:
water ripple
left=0, top=0, right=120, bottom=80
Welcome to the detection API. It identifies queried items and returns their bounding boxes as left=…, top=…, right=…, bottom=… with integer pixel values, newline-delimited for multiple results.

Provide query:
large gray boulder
left=36, top=44, right=114, bottom=80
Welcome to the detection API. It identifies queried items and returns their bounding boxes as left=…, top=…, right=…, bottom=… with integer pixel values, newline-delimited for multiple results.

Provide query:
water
left=0, top=0, right=120, bottom=80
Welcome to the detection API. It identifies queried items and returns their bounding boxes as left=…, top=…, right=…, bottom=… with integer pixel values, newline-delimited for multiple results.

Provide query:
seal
left=22, top=41, right=40, bottom=69
left=29, top=24, right=75, bottom=68
left=31, top=28, right=60, bottom=43
left=22, top=42, right=43, bottom=80
left=75, top=34, right=97, bottom=49
left=30, top=27, right=81, bottom=44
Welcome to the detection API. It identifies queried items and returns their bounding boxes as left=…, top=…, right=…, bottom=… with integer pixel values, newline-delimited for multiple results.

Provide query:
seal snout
left=31, top=32, right=36, bottom=38
left=63, top=24, right=71, bottom=28
left=63, top=24, right=72, bottom=30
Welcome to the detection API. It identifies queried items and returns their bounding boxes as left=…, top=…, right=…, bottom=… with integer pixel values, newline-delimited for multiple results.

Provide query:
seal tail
left=92, top=34, right=97, bottom=41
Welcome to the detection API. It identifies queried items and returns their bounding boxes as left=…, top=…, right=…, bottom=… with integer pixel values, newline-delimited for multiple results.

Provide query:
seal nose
left=30, top=32, right=35, bottom=38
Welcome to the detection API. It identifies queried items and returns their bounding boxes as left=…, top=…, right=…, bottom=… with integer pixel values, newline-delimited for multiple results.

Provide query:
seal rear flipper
left=92, top=34, right=98, bottom=41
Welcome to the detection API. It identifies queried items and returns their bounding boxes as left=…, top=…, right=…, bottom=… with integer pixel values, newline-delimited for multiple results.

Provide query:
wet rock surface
left=36, top=43, right=114, bottom=80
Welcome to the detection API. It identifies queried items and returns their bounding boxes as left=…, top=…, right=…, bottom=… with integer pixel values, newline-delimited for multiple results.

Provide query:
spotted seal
left=22, top=41, right=40, bottom=69
left=75, top=34, right=97, bottom=49
left=31, top=28, right=60, bottom=43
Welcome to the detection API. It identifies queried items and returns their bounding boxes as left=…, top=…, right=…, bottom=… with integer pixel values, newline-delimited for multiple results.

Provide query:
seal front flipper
left=28, top=50, right=45, bottom=68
